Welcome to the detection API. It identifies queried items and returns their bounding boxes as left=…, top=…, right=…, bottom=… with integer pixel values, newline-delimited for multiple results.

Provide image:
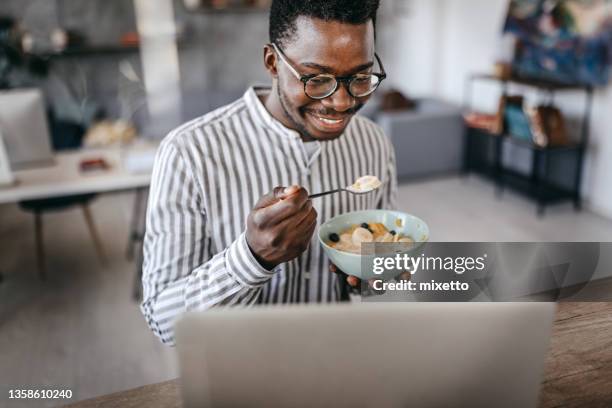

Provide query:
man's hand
left=246, top=185, right=318, bottom=270
left=329, top=263, right=361, bottom=288
left=330, top=263, right=378, bottom=291
left=330, top=263, right=412, bottom=294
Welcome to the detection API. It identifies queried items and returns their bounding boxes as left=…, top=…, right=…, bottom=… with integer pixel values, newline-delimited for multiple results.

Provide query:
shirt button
left=304, top=272, right=311, bottom=280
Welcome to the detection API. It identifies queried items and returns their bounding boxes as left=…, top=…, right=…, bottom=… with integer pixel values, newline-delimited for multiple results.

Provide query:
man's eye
left=353, top=76, right=372, bottom=84
left=309, top=77, right=331, bottom=85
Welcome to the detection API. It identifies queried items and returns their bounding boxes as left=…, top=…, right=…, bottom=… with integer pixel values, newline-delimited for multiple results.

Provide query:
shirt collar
left=244, top=86, right=302, bottom=141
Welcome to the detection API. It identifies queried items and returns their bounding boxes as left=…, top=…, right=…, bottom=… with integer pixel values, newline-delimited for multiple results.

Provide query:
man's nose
left=321, top=83, right=356, bottom=113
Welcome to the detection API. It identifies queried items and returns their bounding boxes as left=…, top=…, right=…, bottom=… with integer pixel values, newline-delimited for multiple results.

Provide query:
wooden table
left=0, top=143, right=156, bottom=204
left=68, top=302, right=612, bottom=408
left=539, top=302, right=612, bottom=407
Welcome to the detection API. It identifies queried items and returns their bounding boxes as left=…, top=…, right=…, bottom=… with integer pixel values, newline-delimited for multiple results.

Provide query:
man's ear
left=263, top=44, right=279, bottom=77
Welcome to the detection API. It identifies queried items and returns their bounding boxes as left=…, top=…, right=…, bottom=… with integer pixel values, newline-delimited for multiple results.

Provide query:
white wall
left=394, top=0, right=612, bottom=219
left=389, top=0, right=445, bottom=97
left=134, top=0, right=182, bottom=136
left=585, top=86, right=612, bottom=219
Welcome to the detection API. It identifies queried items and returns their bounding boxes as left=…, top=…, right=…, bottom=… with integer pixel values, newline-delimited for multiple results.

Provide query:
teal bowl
left=318, top=210, right=429, bottom=280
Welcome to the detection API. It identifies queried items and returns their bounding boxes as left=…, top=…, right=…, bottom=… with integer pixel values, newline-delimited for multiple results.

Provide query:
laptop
left=0, top=130, right=15, bottom=187
left=176, top=302, right=555, bottom=408
left=0, top=88, right=55, bottom=170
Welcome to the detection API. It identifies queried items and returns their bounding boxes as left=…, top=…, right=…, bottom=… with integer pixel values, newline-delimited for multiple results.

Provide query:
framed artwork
left=503, top=0, right=612, bottom=86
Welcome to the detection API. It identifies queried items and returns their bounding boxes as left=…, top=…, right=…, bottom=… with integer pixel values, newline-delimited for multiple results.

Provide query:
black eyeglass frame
left=271, top=43, right=387, bottom=100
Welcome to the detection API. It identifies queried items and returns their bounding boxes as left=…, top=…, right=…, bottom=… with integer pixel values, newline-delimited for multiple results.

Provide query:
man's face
left=270, top=17, right=376, bottom=141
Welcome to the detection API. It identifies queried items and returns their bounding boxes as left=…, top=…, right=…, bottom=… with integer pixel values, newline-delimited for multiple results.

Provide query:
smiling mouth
left=307, top=112, right=351, bottom=132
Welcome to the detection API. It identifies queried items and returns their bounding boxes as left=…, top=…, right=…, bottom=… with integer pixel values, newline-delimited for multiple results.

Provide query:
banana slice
left=352, top=227, right=373, bottom=246
left=376, top=232, right=394, bottom=243
left=340, top=233, right=353, bottom=245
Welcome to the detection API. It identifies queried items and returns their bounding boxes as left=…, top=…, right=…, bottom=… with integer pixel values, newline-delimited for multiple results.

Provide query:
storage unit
left=463, top=74, right=594, bottom=216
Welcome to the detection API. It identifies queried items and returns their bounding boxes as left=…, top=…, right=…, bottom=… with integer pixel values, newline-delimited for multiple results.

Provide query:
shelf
left=470, top=163, right=576, bottom=204
left=464, top=71, right=593, bottom=215
left=471, top=73, right=593, bottom=92
left=187, top=6, right=269, bottom=13
left=467, top=126, right=584, bottom=152
left=25, top=39, right=200, bottom=59
left=28, top=45, right=140, bottom=59
left=182, top=1, right=270, bottom=14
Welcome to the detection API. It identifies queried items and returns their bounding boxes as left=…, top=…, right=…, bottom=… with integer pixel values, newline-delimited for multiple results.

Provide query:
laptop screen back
left=0, top=88, right=54, bottom=170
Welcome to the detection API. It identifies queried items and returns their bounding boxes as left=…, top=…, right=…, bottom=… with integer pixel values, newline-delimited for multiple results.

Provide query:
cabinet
left=463, top=74, right=594, bottom=216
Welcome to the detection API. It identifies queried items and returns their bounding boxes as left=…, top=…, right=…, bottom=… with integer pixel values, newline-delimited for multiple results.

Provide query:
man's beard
left=276, top=86, right=365, bottom=141
left=277, top=85, right=315, bottom=141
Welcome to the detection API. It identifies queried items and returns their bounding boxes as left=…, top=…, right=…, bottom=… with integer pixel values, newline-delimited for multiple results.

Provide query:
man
left=142, top=0, right=397, bottom=345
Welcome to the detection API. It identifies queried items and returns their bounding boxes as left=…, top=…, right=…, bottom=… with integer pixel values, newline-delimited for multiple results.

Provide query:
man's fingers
left=398, top=272, right=412, bottom=282
left=330, top=264, right=361, bottom=289
left=347, top=275, right=360, bottom=288
left=279, top=185, right=301, bottom=199
left=252, top=186, right=312, bottom=228
left=268, top=200, right=314, bottom=233
left=294, top=206, right=317, bottom=229
left=253, top=185, right=303, bottom=210
left=253, top=186, right=286, bottom=210
left=254, top=187, right=311, bottom=226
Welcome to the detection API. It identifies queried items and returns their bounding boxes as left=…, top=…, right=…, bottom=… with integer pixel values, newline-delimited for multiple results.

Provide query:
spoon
left=309, top=175, right=382, bottom=199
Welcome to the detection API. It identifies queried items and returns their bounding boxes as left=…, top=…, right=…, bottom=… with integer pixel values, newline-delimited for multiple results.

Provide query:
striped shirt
left=141, top=87, right=397, bottom=345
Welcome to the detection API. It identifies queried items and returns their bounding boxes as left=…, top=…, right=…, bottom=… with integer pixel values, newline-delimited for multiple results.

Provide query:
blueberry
left=329, top=233, right=340, bottom=243
left=361, top=223, right=369, bottom=229
left=390, top=230, right=397, bottom=236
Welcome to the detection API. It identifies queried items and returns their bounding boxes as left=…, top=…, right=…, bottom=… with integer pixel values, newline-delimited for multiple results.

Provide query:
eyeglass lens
left=305, top=75, right=381, bottom=99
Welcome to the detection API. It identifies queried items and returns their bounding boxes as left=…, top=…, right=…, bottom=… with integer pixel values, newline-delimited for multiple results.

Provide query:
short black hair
left=269, top=0, right=380, bottom=47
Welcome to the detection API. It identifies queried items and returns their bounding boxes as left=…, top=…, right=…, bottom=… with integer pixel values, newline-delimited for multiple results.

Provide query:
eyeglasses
left=271, top=43, right=387, bottom=100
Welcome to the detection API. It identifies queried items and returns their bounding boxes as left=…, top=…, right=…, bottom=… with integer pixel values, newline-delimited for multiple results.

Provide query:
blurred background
left=0, top=0, right=611, bottom=405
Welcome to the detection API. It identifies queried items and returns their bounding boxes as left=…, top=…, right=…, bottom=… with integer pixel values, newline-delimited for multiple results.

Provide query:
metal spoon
left=309, top=175, right=381, bottom=199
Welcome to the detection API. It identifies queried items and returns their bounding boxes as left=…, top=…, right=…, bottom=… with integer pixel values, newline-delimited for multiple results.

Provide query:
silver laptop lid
left=0, top=88, right=54, bottom=170
left=176, top=302, right=555, bottom=408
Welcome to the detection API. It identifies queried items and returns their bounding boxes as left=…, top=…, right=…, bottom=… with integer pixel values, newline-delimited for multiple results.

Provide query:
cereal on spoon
left=346, top=175, right=382, bottom=194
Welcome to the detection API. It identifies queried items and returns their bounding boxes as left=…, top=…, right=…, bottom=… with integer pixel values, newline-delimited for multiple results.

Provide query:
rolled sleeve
left=226, top=232, right=277, bottom=287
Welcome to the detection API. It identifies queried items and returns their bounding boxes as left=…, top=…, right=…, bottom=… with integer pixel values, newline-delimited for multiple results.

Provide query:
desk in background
left=0, top=143, right=156, bottom=204
left=0, top=142, right=158, bottom=295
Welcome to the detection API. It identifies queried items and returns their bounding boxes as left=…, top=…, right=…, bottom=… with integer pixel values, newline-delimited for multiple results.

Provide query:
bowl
left=318, top=210, right=429, bottom=280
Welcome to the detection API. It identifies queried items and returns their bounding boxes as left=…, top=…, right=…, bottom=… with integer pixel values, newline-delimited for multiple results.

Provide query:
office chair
left=19, top=195, right=106, bottom=279
left=18, top=116, right=106, bottom=279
